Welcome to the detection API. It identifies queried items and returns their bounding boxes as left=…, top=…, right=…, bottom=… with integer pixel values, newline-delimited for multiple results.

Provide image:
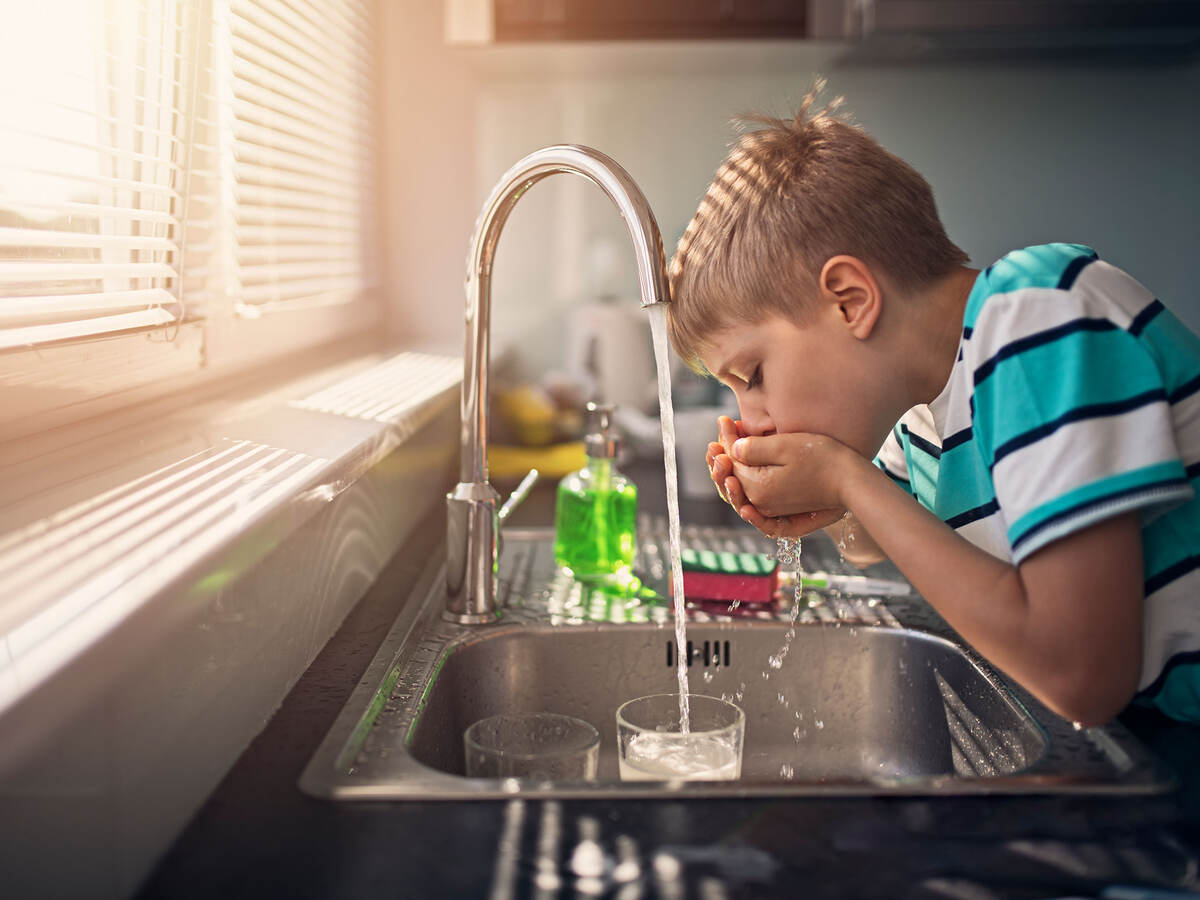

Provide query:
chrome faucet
left=446, top=145, right=671, bottom=623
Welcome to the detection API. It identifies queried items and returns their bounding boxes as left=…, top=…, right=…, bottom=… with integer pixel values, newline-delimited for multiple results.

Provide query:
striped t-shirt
left=874, top=243, right=1200, bottom=722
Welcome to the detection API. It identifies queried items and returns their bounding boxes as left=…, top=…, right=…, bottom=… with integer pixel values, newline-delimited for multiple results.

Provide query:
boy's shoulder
left=964, top=242, right=1099, bottom=331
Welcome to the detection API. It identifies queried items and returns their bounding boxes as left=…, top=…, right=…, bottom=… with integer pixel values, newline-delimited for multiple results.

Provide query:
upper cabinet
left=446, top=0, right=1200, bottom=63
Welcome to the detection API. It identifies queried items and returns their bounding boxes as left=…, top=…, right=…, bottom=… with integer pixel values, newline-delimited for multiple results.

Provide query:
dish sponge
left=674, top=548, right=779, bottom=604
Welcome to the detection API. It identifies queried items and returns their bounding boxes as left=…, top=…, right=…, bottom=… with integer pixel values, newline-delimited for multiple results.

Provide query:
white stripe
left=901, top=404, right=941, bottom=449
left=968, top=287, right=1098, bottom=373
left=1173, top=387, right=1200, bottom=469
left=875, top=428, right=909, bottom=481
left=955, top=514, right=1013, bottom=563
left=930, top=358, right=972, bottom=439
left=992, top=401, right=1182, bottom=536
left=1074, top=260, right=1159, bottom=326
left=967, top=263, right=1157, bottom=377
left=1140, top=573, right=1200, bottom=691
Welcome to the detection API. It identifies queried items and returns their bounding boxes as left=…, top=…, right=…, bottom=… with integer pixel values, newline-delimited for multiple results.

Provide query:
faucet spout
left=446, top=145, right=671, bottom=623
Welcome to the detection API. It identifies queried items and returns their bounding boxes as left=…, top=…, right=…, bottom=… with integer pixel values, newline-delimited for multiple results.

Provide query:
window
left=0, top=0, right=380, bottom=441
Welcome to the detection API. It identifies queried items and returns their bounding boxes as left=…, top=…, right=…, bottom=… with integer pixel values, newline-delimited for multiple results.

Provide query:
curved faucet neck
left=461, top=145, right=671, bottom=486
left=447, top=145, right=671, bottom=623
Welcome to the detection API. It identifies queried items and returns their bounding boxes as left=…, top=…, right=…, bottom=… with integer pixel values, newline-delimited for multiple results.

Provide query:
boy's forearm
left=820, top=514, right=887, bottom=568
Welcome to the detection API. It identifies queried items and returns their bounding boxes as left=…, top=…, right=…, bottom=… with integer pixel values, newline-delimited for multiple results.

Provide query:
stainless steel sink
left=301, top=525, right=1175, bottom=799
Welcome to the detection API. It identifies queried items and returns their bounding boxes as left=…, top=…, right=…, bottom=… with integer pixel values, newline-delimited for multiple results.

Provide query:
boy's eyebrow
left=708, top=350, right=748, bottom=382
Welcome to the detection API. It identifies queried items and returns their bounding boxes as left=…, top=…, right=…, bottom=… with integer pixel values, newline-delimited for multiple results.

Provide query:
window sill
left=0, top=339, right=461, bottom=761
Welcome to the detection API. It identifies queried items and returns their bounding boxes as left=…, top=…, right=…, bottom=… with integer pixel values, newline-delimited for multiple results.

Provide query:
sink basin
left=301, top=526, right=1175, bottom=799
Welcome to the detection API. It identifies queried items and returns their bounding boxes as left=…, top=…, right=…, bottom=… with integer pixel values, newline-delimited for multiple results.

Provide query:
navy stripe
left=1188, top=461, right=1200, bottom=481
left=973, top=318, right=1118, bottom=387
left=1011, top=475, right=1191, bottom=555
left=1146, top=554, right=1200, bottom=596
left=880, top=466, right=911, bottom=488
left=942, top=427, right=972, bottom=451
left=1168, top=372, right=1200, bottom=405
left=990, top=388, right=1168, bottom=471
left=945, top=498, right=999, bottom=529
left=901, top=424, right=942, bottom=460
left=963, top=326, right=974, bottom=340
left=1128, top=299, right=1164, bottom=337
left=1056, top=252, right=1097, bottom=290
left=1137, top=649, right=1200, bottom=701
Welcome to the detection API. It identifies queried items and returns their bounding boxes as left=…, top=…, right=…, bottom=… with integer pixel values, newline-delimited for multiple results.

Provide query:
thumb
left=730, top=435, right=782, bottom=466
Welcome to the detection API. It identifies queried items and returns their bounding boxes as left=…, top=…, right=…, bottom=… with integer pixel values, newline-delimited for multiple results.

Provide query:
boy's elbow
left=1038, top=667, right=1139, bottom=728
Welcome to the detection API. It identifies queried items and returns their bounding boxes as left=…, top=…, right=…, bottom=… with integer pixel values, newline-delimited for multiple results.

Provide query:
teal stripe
left=1143, top=495, right=1200, bottom=584
left=1151, top=662, right=1200, bottom=722
left=935, top=443, right=995, bottom=520
left=904, top=436, right=940, bottom=513
left=1137, top=305, right=1200, bottom=396
left=964, top=243, right=1097, bottom=329
left=973, top=330, right=1163, bottom=456
left=1007, top=459, right=1189, bottom=549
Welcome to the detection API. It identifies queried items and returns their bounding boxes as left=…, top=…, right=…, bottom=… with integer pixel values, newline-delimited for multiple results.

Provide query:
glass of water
left=464, top=712, right=600, bottom=780
left=616, top=694, right=744, bottom=781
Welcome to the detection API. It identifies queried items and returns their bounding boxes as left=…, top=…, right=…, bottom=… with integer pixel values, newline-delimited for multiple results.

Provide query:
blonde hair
left=667, top=80, right=968, bottom=372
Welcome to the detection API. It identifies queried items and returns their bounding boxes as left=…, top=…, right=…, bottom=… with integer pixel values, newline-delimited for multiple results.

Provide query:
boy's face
left=699, top=313, right=896, bottom=458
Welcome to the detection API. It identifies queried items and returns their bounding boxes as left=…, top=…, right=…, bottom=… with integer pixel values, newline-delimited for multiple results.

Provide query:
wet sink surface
left=408, top=624, right=1043, bottom=783
left=301, top=528, right=1174, bottom=799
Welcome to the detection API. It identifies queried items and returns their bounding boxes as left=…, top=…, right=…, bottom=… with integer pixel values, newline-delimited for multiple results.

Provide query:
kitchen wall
left=382, top=4, right=1200, bottom=378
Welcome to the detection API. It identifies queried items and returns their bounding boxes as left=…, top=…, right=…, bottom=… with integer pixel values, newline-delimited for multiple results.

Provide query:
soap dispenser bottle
left=554, top=402, right=638, bottom=584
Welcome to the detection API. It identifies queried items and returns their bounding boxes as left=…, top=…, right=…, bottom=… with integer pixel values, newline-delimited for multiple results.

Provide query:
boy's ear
left=818, top=255, right=883, bottom=340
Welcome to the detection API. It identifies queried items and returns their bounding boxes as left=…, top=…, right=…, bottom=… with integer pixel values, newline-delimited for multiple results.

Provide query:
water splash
left=648, top=305, right=690, bottom=732
left=775, top=537, right=802, bottom=570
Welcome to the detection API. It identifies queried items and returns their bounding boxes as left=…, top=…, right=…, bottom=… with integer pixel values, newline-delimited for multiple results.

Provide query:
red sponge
left=673, top=548, right=779, bottom=604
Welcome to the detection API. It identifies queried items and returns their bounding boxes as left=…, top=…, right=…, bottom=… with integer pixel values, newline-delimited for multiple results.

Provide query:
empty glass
left=616, top=694, right=744, bottom=781
left=464, top=712, right=600, bottom=780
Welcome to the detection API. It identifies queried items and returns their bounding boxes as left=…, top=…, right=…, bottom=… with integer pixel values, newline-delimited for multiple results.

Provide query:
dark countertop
left=138, top=465, right=1200, bottom=900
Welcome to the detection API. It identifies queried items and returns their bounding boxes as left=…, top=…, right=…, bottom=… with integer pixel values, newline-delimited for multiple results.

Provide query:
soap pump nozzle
left=584, top=401, right=621, bottom=460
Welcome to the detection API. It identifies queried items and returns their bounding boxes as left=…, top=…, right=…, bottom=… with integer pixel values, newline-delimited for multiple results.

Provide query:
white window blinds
left=0, top=0, right=378, bottom=350
left=0, top=0, right=207, bottom=351
left=223, top=0, right=376, bottom=317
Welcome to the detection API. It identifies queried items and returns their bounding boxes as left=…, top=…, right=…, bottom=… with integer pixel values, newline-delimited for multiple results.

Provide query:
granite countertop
left=137, top=467, right=1200, bottom=900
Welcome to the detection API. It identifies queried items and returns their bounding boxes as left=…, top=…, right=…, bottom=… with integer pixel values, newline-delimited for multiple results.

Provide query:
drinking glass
left=464, top=712, right=600, bottom=780
left=616, top=694, right=744, bottom=781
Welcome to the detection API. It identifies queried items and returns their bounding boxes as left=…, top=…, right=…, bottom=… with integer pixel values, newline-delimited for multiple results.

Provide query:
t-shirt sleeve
left=873, top=423, right=914, bottom=497
left=967, top=266, right=1195, bottom=563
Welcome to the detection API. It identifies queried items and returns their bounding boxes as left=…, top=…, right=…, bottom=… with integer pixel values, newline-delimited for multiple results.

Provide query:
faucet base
left=444, top=482, right=500, bottom=621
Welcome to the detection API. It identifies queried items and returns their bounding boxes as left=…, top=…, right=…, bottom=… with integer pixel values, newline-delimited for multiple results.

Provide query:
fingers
left=724, top=474, right=748, bottom=510
left=705, top=441, right=723, bottom=470
left=717, top=416, right=738, bottom=452
left=729, top=435, right=784, bottom=467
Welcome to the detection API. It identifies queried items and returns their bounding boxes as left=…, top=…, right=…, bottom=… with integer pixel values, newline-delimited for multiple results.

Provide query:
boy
left=667, top=84, right=1200, bottom=726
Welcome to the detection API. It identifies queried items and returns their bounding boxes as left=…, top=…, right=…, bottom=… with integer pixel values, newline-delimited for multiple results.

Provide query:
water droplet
left=815, top=719, right=825, bottom=729
left=793, top=726, right=804, bottom=741
left=780, top=764, right=794, bottom=779
left=703, top=670, right=714, bottom=683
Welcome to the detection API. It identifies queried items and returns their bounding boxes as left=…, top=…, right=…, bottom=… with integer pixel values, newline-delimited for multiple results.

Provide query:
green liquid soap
left=554, top=402, right=638, bottom=586
left=554, top=457, right=638, bottom=581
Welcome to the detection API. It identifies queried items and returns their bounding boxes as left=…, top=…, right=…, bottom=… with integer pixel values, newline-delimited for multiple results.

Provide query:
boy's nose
left=735, top=400, right=775, bottom=437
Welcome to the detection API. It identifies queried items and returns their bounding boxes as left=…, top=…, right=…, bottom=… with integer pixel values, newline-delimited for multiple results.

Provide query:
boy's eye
left=747, top=364, right=762, bottom=389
